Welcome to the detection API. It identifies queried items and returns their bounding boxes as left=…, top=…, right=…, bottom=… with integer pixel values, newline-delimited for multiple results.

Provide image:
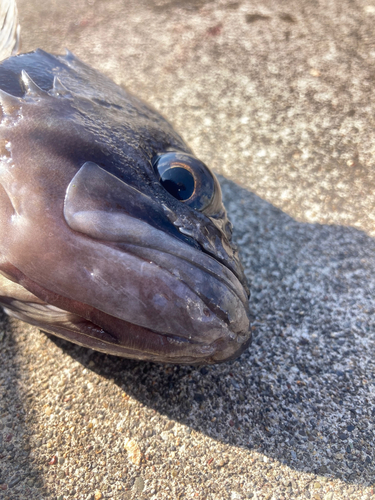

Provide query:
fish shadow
left=45, top=177, right=375, bottom=486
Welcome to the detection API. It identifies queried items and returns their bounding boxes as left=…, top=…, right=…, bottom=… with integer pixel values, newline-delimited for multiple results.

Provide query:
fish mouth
left=66, top=240, right=252, bottom=364
left=1, top=198, right=251, bottom=363
left=66, top=225, right=250, bottom=356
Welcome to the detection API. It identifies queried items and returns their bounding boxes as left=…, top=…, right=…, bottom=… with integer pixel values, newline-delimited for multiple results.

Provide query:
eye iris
left=153, top=152, right=218, bottom=212
left=159, top=166, right=195, bottom=201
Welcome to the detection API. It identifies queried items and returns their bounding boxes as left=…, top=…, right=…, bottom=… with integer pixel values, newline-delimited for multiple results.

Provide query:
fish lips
left=62, top=161, right=251, bottom=361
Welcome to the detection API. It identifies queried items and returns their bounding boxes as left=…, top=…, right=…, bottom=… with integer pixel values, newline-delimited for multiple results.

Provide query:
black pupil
left=159, top=166, right=195, bottom=201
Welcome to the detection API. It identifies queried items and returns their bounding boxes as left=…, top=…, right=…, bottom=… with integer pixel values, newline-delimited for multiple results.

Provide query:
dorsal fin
left=65, top=47, right=75, bottom=59
left=50, top=76, right=71, bottom=97
left=20, top=70, right=47, bottom=98
left=64, top=48, right=76, bottom=62
left=0, top=88, right=22, bottom=114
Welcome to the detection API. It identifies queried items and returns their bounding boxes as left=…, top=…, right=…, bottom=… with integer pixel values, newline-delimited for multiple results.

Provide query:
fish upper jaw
left=64, top=160, right=249, bottom=294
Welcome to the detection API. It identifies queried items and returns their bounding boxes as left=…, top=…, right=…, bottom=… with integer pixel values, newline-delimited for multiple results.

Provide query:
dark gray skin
left=0, top=49, right=251, bottom=364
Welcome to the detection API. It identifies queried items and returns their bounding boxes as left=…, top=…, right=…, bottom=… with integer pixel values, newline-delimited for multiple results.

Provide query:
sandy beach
left=0, top=1, right=374, bottom=499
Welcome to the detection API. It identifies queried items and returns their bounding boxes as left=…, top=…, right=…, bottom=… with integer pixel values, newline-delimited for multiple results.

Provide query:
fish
left=0, top=1, right=251, bottom=364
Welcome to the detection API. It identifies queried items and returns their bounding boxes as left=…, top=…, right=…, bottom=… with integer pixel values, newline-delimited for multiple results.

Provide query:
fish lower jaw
left=0, top=264, right=251, bottom=364
left=2, top=296, right=251, bottom=364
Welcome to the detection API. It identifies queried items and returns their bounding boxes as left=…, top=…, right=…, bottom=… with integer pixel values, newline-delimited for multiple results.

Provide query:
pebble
left=133, top=476, right=145, bottom=493
left=44, top=406, right=52, bottom=416
left=124, top=438, right=142, bottom=465
left=216, top=459, right=227, bottom=467
left=164, top=421, right=175, bottom=431
left=231, top=492, right=242, bottom=500
left=160, top=431, right=170, bottom=441
left=8, top=475, right=21, bottom=488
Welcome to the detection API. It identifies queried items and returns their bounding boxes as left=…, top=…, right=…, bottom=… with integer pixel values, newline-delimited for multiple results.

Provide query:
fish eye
left=152, top=152, right=218, bottom=212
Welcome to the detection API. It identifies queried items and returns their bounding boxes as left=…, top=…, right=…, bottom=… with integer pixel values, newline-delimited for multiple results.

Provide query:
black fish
left=0, top=21, right=251, bottom=364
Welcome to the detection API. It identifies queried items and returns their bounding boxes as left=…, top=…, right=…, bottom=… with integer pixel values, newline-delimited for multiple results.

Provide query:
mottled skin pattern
left=0, top=49, right=251, bottom=364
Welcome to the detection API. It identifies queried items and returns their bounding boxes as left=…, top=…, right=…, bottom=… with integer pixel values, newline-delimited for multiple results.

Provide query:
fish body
left=0, top=48, right=251, bottom=364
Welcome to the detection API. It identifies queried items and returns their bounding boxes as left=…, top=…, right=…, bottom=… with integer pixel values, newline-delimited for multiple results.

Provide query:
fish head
left=0, top=50, right=251, bottom=364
